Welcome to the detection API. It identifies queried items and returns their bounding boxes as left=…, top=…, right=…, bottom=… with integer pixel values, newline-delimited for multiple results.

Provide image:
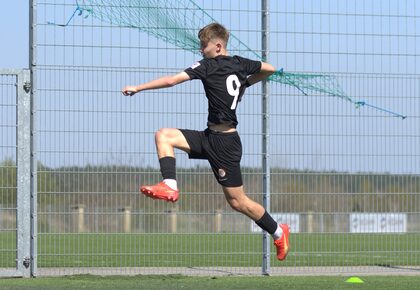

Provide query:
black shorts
left=180, top=128, right=243, bottom=187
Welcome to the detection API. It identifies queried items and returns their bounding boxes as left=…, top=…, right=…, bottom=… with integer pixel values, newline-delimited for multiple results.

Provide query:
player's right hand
left=121, top=86, right=138, bottom=96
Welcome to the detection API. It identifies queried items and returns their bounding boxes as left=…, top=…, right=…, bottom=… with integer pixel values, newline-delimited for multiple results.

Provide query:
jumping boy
left=122, top=23, right=290, bottom=261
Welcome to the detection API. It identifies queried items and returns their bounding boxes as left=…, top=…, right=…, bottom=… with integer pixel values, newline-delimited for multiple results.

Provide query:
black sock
left=159, top=156, right=176, bottom=180
left=255, top=211, right=278, bottom=234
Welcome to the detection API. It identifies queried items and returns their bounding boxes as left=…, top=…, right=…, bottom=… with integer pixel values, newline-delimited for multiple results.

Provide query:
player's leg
left=221, top=185, right=264, bottom=220
left=222, top=185, right=290, bottom=261
left=154, top=127, right=191, bottom=158
left=140, top=128, right=191, bottom=202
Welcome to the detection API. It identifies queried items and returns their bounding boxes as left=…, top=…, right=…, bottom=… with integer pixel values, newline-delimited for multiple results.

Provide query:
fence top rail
left=0, top=68, right=29, bottom=75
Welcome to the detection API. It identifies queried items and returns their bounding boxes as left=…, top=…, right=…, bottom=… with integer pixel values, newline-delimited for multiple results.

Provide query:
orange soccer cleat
left=274, top=224, right=290, bottom=261
left=140, top=181, right=179, bottom=202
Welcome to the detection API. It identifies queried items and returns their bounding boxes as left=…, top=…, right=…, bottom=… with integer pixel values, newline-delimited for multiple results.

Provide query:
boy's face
left=200, top=39, right=223, bottom=58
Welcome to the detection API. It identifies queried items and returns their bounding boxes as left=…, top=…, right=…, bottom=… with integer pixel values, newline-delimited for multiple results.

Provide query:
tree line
left=1, top=158, right=419, bottom=213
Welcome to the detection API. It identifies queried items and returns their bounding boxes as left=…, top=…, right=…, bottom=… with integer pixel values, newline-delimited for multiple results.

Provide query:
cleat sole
left=139, top=187, right=178, bottom=203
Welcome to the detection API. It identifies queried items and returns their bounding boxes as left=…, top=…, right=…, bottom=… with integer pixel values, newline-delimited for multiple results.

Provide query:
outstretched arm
left=122, top=71, right=191, bottom=96
left=246, top=62, right=276, bottom=87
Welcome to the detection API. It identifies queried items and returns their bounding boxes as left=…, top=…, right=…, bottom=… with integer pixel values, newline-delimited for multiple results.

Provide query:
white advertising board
left=349, top=213, right=407, bottom=233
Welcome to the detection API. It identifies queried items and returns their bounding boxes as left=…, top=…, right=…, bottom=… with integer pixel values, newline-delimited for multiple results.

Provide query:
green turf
left=1, top=233, right=420, bottom=268
left=0, top=275, right=419, bottom=290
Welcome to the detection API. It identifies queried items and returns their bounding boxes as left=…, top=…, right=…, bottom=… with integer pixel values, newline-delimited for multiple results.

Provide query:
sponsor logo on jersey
left=190, top=61, right=201, bottom=69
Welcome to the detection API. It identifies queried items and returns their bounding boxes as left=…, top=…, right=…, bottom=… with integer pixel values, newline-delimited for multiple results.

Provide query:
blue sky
left=0, top=2, right=28, bottom=69
left=1, top=1, right=419, bottom=174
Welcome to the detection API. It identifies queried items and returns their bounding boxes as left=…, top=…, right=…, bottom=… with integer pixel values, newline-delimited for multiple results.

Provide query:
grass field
left=1, top=275, right=420, bottom=290
left=1, top=233, right=420, bottom=268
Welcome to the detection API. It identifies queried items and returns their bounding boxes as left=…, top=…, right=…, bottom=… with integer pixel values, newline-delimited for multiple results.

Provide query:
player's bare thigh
left=155, top=128, right=191, bottom=155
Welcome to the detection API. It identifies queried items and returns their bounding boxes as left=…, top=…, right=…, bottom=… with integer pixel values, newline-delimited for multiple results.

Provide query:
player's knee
left=155, top=128, right=171, bottom=145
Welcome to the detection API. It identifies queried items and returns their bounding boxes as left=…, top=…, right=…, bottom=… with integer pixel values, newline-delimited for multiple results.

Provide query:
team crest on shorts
left=218, top=168, right=226, bottom=178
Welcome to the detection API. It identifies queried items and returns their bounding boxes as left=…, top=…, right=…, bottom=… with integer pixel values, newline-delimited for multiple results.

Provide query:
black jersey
left=184, top=55, right=261, bottom=128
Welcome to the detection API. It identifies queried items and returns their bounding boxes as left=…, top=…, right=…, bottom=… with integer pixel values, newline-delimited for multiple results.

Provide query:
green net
left=53, top=0, right=405, bottom=118
left=75, top=0, right=261, bottom=58
left=270, top=70, right=352, bottom=102
left=77, top=0, right=201, bottom=53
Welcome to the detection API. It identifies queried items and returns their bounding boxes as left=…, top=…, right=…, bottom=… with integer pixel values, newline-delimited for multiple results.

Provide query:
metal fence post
left=16, top=70, right=32, bottom=278
left=29, top=0, right=38, bottom=277
left=261, top=0, right=270, bottom=276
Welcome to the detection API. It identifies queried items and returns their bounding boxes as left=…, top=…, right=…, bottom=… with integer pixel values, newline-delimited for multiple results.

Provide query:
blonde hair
left=198, top=23, right=229, bottom=47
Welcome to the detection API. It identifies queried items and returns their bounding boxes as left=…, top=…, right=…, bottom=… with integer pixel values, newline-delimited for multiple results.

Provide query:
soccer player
left=122, top=23, right=290, bottom=261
